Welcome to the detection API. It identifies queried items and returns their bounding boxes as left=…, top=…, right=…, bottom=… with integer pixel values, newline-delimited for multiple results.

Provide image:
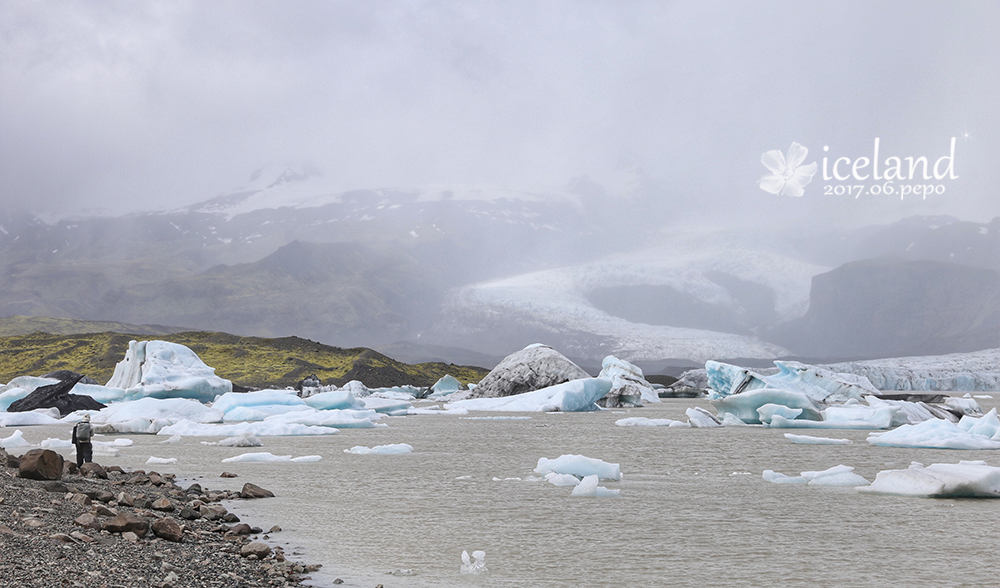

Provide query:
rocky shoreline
left=0, top=447, right=331, bottom=588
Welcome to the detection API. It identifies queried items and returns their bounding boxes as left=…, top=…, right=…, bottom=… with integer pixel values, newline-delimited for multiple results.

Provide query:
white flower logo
left=758, top=142, right=818, bottom=197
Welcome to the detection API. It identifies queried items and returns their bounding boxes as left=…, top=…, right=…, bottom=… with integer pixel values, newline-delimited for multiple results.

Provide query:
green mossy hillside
left=0, top=330, right=489, bottom=390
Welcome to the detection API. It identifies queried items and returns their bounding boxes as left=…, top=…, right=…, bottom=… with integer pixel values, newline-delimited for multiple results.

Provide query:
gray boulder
left=468, top=344, right=590, bottom=399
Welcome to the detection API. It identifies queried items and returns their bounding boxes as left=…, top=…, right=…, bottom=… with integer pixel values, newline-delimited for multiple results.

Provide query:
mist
left=2, top=1, right=997, bottom=227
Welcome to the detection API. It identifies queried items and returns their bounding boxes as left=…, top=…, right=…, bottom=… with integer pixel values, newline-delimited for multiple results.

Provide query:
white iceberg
left=217, top=432, right=263, bottom=447
left=361, top=397, right=413, bottom=415
left=40, top=437, right=74, bottom=448
left=156, top=419, right=339, bottom=437
left=0, top=429, right=32, bottom=449
left=96, top=397, right=224, bottom=425
left=712, top=388, right=821, bottom=424
left=106, top=340, right=232, bottom=402
left=222, top=452, right=291, bottom=463
left=460, top=550, right=487, bottom=575
left=450, top=378, right=611, bottom=413
left=763, top=465, right=868, bottom=486
left=859, top=461, right=1000, bottom=498
left=213, top=389, right=307, bottom=415
left=0, top=411, right=61, bottom=427
left=686, top=407, right=721, bottom=428
left=535, top=454, right=621, bottom=481
left=146, top=456, right=178, bottom=465
left=0, top=385, right=30, bottom=411
left=784, top=434, right=852, bottom=445
left=263, top=408, right=385, bottom=429
left=598, top=355, right=659, bottom=407
left=545, top=472, right=583, bottom=486
left=571, top=474, right=620, bottom=497
left=428, top=375, right=463, bottom=398
left=866, top=413, right=1000, bottom=450
left=345, top=443, right=413, bottom=455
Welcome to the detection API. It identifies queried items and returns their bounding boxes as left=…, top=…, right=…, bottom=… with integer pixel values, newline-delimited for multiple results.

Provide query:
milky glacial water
left=13, top=397, right=1000, bottom=588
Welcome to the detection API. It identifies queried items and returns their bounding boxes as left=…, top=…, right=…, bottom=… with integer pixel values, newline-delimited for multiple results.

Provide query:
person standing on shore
left=72, top=414, right=93, bottom=467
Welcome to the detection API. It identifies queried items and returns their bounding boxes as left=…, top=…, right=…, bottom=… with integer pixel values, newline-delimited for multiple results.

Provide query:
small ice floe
left=686, top=407, right=722, bottom=428
left=460, top=550, right=488, bottom=575
left=200, top=432, right=263, bottom=447
left=0, top=429, right=32, bottom=449
left=763, top=465, right=869, bottom=487
left=544, top=473, right=582, bottom=487
left=219, top=452, right=320, bottom=463
left=784, top=433, right=852, bottom=445
left=461, top=416, right=532, bottom=420
left=344, top=443, right=413, bottom=455
left=146, top=456, right=178, bottom=465
left=535, top=454, right=621, bottom=481
left=160, top=435, right=183, bottom=444
left=859, top=460, right=1000, bottom=498
left=40, top=438, right=74, bottom=449
left=455, top=475, right=472, bottom=480
left=492, top=477, right=522, bottom=482
left=615, top=417, right=689, bottom=427
left=571, top=474, right=619, bottom=497
left=974, top=395, right=993, bottom=399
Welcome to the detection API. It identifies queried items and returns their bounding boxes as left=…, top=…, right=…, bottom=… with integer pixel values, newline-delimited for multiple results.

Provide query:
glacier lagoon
left=11, top=396, right=1000, bottom=588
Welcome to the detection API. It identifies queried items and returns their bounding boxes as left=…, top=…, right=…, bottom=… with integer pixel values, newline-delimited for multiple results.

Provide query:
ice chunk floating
left=860, top=461, right=1000, bottom=498
left=535, top=454, right=622, bottom=481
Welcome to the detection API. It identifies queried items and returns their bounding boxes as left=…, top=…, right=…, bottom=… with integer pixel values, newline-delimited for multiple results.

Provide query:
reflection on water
left=13, top=397, right=1000, bottom=588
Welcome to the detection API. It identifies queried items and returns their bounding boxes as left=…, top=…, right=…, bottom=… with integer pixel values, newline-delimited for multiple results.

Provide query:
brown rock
left=240, top=483, right=274, bottom=499
left=220, top=471, right=238, bottom=478
left=0, top=447, right=8, bottom=465
left=79, top=462, right=108, bottom=479
left=6, top=454, right=20, bottom=469
left=49, top=532, right=76, bottom=543
left=74, top=513, right=103, bottom=530
left=18, top=449, right=64, bottom=481
left=151, top=517, right=184, bottom=542
left=151, top=498, right=175, bottom=512
left=240, top=542, right=271, bottom=559
left=105, top=512, right=150, bottom=537
left=44, top=481, right=70, bottom=493
left=106, top=465, right=125, bottom=474
left=92, top=504, right=116, bottom=517
left=122, top=531, right=139, bottom=542
left=70, top=531, right=95, bottom=543
left=116, top=492, right=134, bottom=506
left=62, top=461, right=77, bottom=476
left=228, top=523, right=252, bottom=535
left=178, top=507, right=199, bottom=520
left=95, top=490, right=115, bottom=503
left=199, top=504, right=227, bottom=521
left=71, top=493, right=92, bottom=506
left=223, top=513, right=240, bottom=523
left=268, top=525, right=281, bottom=533
left=148, top=473, right=164, bottom=486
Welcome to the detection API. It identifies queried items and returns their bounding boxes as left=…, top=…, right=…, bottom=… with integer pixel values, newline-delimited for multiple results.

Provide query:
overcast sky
left=1, top=0, right=998, bottom=226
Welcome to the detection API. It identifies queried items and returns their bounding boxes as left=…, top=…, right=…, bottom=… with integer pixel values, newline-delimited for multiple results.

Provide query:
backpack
left=76, top=422, right=92, bottom=443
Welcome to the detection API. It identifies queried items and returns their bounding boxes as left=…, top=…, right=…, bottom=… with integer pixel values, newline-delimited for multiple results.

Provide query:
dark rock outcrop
left=18, top=449, right=64, bottom=481
left=41, top=371, right=99, bottom=385
left=7, top=375, right=106, bottom=416
left=467, top=345, right=590, bottom=399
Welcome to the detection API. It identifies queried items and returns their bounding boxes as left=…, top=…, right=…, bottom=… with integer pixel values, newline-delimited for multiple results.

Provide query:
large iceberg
left=707, top=360, right=878, bottom=403
left=95, top=397, right=224, bottom=425
left=597, top=355, right=658, bottom=408
left=106, top=340, right=232, bottom=402
left=466, top=344, right=590, bottom=399
left=449, top=378, right=611, bottom=412
left=262, top=408, right=385, bottom=429
left=859, top=461, right=1000, bottom=498
left=302, top=390, right=365, bottom=411
left=711, top=388, right=822, bottom=425
left=0, top=411, right=61, bottom=427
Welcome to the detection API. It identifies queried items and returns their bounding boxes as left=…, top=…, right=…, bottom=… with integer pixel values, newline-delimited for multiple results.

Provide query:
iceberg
left=96, top=397, right=224, bottom=425
left=302, top=390, right=364, bottom=411
left=106, top=340, right=232, bottom=402
left=763, top=465, right=869, bottom=486
left=822, top=348, right=1000, bottom=392
left=212, top=389, right=306, bottom=413
left=216, top=432, right=263, bottom=447
left=544, top=472, right=582, bottom=486
left=686, top=407, right=721, bottom=428
left=263, top=408, right=385, bottom=429
left=222, top=452, right=291, bottom=463
left=571, top=474, right=620, bottom=497
left=345, top=443, right=413, bottom=455
left=597, top=355, right=659, bottom=407
left=784, top=434, right=852, bottom=445
left=859, top=461, right=1000, bottom=498
left=866, top=415, right=1000, bottom=450
left=0, top=411, right=61, bottom=427
left=156, top=419, right=339, bottom=437
left=0, top=385, right=30, bottom=411
left=40, top=437, right=74, bottom=448
left=756, top=403, right=804, bottom=425
left=535, top=454, right=621, bottom=481
left=428, top=375, right=463, bottom=398
left=146, top=456, right=178, bottom=465
left=360, top=397, right=413, bottom=415
left=460, top=550, right=487, bottom=575
left=615, top=417, right=689, bottom=427
left=0, top=429, right=33, bottom=449
left=712, top=388, right=821, bottom=425
left=706, top=360, right=877, bottom=403
left=449, top=378, right=612, bottom=413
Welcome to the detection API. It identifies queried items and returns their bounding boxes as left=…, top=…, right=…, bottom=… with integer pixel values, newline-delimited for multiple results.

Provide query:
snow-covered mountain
left=2, top=167, right=997, bottom=366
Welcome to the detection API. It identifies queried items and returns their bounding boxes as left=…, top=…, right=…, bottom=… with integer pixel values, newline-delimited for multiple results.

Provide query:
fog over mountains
left=1, top=166, right=996, bottom=370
